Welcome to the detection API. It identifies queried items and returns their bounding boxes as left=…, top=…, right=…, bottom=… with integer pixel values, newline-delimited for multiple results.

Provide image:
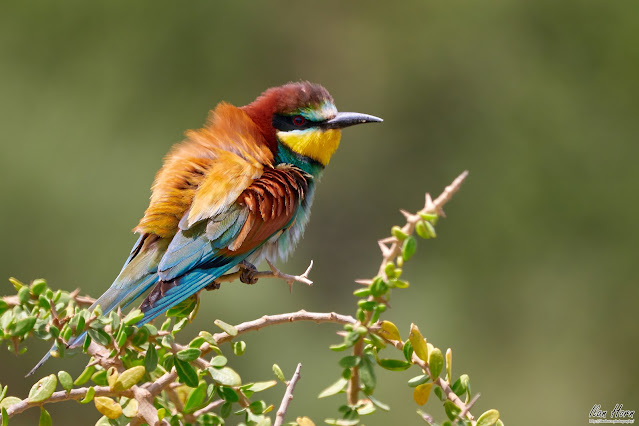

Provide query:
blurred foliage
left=1, top=0, right=638, bottom=425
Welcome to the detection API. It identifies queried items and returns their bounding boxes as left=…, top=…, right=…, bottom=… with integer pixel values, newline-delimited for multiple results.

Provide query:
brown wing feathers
left=227, top=166, right=310, bottom=253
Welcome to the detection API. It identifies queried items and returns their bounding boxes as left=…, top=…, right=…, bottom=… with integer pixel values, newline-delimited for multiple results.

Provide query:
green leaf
left=28, top=374, right=57, bottom=403
left=2, top=407, right=7, bottom=426
left=476, top=409, right=500, bottom=426
left=145, top=344, right=158, bottom=372
left=247, top=381, right=277, bottom=392
left=416, top=220, right=436, bottom=239
left=378, top=320, right=401, bottom=341
left=12, top=316, right=37, bottom=336
left=74, top=365, right=96, bottom=386
left=409, top=324, right=429, bottom=363
left=176, top=348, right=201, bottom=362
left=166, top=297, right=197, bottom=318
left=413, top=383, right=433, bottom=406
left=131, top=327, right=149, bottom=347
left=402, top=236, right=417, bottom=261
left=199, top=331, right=216, bottom=345
left=38, top=407, right=52, bottom=426
left=174, top=359, right=199, bottom=387
left=367, top=394, right=390, bottom=411
left=122, top=399, right=138, bottom=418
left=0, top=385, right=7, bottom=402
left=391, top=226, right=408, bottom=240
left=338, top=356, right=360, bottom=369
left=80, top=386, right=95, bottom=404
left=112, top=366, right=145, bottom=391
left=446, top=348, right=452, bottom=381
left=9, top=277, right=25, bottom=291
left=0, top=397, right=21, bottom=410
left=369, top=277, right=387, bottom=297
left=95, top=416, right=111, bottom=426
left=272, top=364, right=286, bottom=382
left=451, top=376, right=467, bottom=396
left=87, top=329, right=110, bottom=346
left=318, top=377, right=348, bottom=398
left=428, top=348, right=444, bottom=379
left=208, top=367, right=241, bottom=387
left=444, top=400, right=461, bottom=421
left=183, top=382, right=207, bottom=413
left=31, top=279, right=47, bottom=296
left=325, top=419, right=359, bottom=426
left=91, top=370, right=108, bottom=386
left=359, top=355, right=376, bottom=394
left=217, top=386, right=238, bottom=403
left=377, top=358, right=411, bottom=371
left=232, top=340, right=246, bottom=356
left=122, top=309, right=144, bottom=326
left=220, top=401, right=232, bottom=418
left=213, top=319, right=237, bottom=336
left=17, top=286, right=30, bottom=304
left=403, top=340, right=414, bottom=362
left=407, top=375, right=429, bottom=387
left=353, top=288, right=370, bottom=297
left=210, top=355, right=227, bottom=368
left=38, top=295, right=50, bottom=310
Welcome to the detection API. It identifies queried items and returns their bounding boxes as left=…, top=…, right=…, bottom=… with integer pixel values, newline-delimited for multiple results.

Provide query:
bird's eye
left=292, top=115, right=306, bottom=126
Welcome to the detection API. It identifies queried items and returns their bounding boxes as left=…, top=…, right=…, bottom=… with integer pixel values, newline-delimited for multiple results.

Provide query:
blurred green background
left=1, top=1, right=638, bottom=425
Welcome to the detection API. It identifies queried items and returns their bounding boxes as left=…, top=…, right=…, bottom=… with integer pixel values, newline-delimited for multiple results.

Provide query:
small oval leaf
left=429, top=348, right=444, bottom=379
left=112, top=366, right=145, bottom=391
left=378, top=321, right=401, bottom=341
left=58, top=371, right=73, bottom=393
left=80, top=386, right=95, bottom=404
left=413, top=383, right=433, bottom=406
left=318, top=377, right=348, bottom=399
left=409, top=324, right=429, bottom=363
left=28, top=374, right=57, bottom=403
left=214, top=319, right=238, bottom=336
left=94, top=396, right=123, bottom=420
left=208, top=366, right=241, bottom=387
left=377, top=358, right=411, bottom=371
left=174, top=359, right=199, bottom=388
left=476, top=409, right=500, bottom=426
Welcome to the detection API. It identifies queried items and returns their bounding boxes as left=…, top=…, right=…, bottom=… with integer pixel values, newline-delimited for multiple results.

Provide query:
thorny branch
left=274, top=363, right=303, bottom=426
left=348, top=171, right=470, bottom=415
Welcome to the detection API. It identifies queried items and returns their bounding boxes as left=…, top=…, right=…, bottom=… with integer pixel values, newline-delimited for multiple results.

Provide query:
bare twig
left=347, top=339, right=363, bottom=406
left=192, top=399, right=224, bottom=418
left=211, top=310, right=357, bottom=344
left=208, top=260, right=314, bottom=291
left=274, top=363, right=303, bottom=426
left=377, top=171, right=468, bottom=277
left=6, top=386, right=133, bottom=417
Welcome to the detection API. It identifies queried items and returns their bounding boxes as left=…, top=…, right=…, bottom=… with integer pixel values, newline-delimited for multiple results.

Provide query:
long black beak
left=322, top=112, right=383, bottom=130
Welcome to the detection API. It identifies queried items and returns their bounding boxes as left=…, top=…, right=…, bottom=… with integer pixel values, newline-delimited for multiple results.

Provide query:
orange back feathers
left=134, top=103, right=273, bottom=238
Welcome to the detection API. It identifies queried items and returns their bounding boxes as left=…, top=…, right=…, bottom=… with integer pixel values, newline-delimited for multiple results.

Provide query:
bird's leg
left=204, top=280, right=221, bottom=291
left=239, top=260, right=259, bottom=285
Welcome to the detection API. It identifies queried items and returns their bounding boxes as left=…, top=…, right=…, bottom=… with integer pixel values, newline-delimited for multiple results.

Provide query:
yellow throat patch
left=277, top=129, right=342, bottom=166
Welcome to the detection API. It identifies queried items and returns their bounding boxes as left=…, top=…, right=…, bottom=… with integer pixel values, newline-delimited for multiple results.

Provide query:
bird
left=28, top=81, right=382, bottom=376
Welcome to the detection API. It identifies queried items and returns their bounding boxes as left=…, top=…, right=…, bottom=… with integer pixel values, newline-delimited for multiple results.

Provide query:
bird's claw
left=239, top=260, right=259, bottom=285
left=204, top=281, right=221, bottom=291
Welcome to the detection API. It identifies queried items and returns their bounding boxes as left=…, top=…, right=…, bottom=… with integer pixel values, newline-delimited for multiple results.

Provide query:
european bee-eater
left=29, top=81, right=382, bottom=375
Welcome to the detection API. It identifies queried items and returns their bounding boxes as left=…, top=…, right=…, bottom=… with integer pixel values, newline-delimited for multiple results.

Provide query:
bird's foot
left=239, top=260, right=259, bottom=285
left=204, top=280, right=221, bottom=291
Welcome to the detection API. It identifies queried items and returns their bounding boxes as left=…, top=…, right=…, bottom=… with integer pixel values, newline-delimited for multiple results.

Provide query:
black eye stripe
left=273, top=114, right=317, bottom=131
